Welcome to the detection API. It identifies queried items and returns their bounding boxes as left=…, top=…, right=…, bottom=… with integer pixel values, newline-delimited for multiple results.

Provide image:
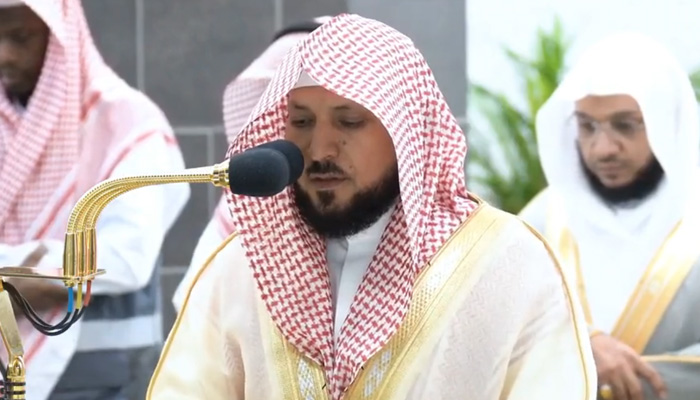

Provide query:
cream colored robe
left=521, top=187, right=700, bottom=400
left=148, top=204, right=597, bottom=399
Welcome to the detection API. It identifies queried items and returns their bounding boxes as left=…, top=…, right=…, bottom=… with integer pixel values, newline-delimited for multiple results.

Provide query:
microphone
left=256, top=139, right=305, bottom=183
left=0, top=139, right=305, bottom=395
left=228, top=140, right=304, bottom=196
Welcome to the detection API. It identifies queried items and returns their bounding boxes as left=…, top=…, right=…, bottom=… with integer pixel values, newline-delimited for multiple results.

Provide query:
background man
left=0, top=1, right=189, bottom=398
left=521, top=32, right=700, bottom=400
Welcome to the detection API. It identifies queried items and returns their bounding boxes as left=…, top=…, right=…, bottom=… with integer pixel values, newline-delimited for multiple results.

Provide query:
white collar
left=347, top=206, right=393, bottom=245
left=325, top=205, right=395, bottom=339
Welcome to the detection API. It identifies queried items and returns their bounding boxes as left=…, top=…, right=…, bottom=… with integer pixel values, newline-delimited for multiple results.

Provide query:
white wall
left=468, top=0, right=700, bottom=103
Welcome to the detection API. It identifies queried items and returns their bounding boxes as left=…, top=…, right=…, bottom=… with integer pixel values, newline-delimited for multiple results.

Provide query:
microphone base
left=0, top=267, right=105, bottom=284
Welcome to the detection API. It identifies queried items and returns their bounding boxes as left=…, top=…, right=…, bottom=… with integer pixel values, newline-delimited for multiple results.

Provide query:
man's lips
left=0, top=71, right=21, bottom=88
left=596, top=164, right=623, bottom=175
left=308, top=175, right=348, bottom=190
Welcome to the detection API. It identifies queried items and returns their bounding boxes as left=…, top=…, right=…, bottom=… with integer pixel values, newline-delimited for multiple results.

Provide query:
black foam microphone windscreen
left=256, top=140, right=305, bottom=185
left=227, top=140, right=304, bottom=197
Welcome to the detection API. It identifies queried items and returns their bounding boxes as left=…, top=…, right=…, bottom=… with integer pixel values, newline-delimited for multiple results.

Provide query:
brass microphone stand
left=0, top=161, right=230, bottom=399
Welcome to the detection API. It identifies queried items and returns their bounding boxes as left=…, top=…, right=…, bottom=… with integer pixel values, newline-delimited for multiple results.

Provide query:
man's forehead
left=0, top=1, right=63, bottom=43
left=288, top=87, right=366, bottom=111
left=0, top=4, right=36, bottom=24
left=0, top=0, right=24, bottom=9
left=574, top=94, right=643, bottom=118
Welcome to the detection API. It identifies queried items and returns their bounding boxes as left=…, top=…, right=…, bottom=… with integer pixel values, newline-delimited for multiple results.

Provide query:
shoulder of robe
left=198, top=233, right=252, bottom=287
left=84, top=80, right=173, bottom=140
left=479, top=202, right=563, bottom=277
left=181, top=232, right=255, bottom=316
left=517, top=186, right=551, bottom=217
left=529, top=186, right=552, bottom=207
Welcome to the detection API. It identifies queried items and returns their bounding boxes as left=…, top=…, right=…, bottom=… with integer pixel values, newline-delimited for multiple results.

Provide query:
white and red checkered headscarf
left=225, top=14, right=476, bottom=397
left=216, top=17, right=328, bottom=234
left=0, top=0, right=117, bottom=243
left=222, top=17, right=331, bottom=142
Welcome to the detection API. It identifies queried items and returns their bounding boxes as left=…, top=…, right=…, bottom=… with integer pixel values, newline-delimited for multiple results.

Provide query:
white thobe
left=148, top=204, right=597, bottom=399
left=327, top=209, right=393, bottom=339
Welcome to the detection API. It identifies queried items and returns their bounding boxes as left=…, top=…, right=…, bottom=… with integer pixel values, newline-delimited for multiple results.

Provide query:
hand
left=592, top=333, right=667, bottom=400
left=20, top=243, right=48, bottom=267
left=5, top=242, right=65, bottom=315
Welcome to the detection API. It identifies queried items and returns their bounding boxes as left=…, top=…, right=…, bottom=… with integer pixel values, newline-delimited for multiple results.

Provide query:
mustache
left=575, top=145, right=622, bottom=167
left=305, top=161, right=346, bottom=176
left=595, top=155, right=622, bottom=164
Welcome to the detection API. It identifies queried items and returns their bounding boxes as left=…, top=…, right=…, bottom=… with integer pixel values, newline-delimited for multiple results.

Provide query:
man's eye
left=9, top=31, right=32, bottom=44
left=577, top=121, right=595, bottom=133
left=340, top=120, right=365, bottom=129
left=290, top=118, right=312, bottom=128
left=611, top=120, right=637, bottom=135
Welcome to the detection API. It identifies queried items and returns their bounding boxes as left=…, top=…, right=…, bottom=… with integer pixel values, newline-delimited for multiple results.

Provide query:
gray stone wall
left=82, top=0, right=466, bottom=336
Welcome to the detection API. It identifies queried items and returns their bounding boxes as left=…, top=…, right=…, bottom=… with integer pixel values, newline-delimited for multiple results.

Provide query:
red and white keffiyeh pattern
left=0, top=0, right=104, bottom=244
left=222, top=32, right=311, bottom=143
left=216, top=31, right=313, bottom=234
left=216, top=32, right=310, bottom=233
left=225, top=14, right=476, bottom=398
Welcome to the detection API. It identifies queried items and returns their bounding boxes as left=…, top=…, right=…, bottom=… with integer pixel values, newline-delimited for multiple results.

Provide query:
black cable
left=8, top=291, right=79, bottom=335
left=0, top=282, right=85, bottom=399
left=3, top=282, right=80, bottom=334
left=9, top=287, right=72, bottom=328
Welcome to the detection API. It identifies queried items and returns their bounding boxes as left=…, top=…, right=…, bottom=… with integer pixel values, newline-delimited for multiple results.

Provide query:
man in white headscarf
left=520, top=32, right=700, bottom=400
left=0, top=1, right=189, bottom=399
left=172, top=16, right=331, bottom=311
left=149, top=14, right=596, bottom=399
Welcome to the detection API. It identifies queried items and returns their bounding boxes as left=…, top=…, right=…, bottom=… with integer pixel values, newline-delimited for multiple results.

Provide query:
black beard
left=293, top=165, right=400, bottom=239
left=578, top=149, right=665, bottom=206
left=5, top=89, right=32, bottom=107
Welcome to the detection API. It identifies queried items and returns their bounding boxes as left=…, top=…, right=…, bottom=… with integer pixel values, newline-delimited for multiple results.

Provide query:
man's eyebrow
left=332, top=105, right=353, bottom=111
left=288, top=103, right=357, bottom=111
left=288, top=101, right=309, bottom=110
left=607, top=110, right=642, bottom=119
left=574, top=110, right=641, bottom=119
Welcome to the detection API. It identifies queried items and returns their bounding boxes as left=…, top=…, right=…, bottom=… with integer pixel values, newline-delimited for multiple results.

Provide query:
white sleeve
left=148, top=234, right=242, bottom=399
left=0, top=242, right=45, bottom=266
left=172, top=216, right=222, bottom=311
left=36, top=133, right=190, bottom=295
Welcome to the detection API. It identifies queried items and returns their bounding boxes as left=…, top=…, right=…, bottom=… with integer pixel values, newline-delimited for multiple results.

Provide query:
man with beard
left=0, top=1, right=189, bottom=399
left=172, top=16, right=331, bottom=312
left=520, top=32, right=700, bottom=400
left=148, top=14, right=596, bottom=399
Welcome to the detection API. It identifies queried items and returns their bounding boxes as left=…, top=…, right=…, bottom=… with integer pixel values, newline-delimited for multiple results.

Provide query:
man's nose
left=308, top=128, right=340, bottom=162
left=590, top=131, right=620, bottom=158
left=0, top=40, right=19, bottom=68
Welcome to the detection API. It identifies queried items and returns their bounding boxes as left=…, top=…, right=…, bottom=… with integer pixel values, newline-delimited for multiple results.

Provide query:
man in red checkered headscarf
left=150, top=14, right=596, bottom=399
left=0, top=1, right=189, bottom=399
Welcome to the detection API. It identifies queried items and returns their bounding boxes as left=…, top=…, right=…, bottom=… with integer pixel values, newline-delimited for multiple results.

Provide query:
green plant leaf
left=469, top=16, right=700, bottom=214
left=468, top=17, right=568, bottom=214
